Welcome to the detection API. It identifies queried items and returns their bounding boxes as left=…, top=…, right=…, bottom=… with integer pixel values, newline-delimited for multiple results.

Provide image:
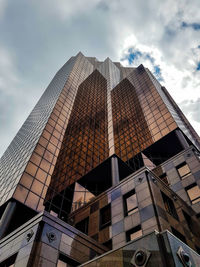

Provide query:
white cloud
left=179, top=99, right=200, bottom=134
left=113, top=0, right=200, bottom=135
left=0, top=0, right=200, bottom=157
left=119, top=34, right=200, bottom=135
left=181, top=99, right=200, bottom=121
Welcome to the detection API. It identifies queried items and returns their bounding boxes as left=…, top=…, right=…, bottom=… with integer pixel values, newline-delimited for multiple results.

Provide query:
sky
left=0, top=0, right=200, bottom=157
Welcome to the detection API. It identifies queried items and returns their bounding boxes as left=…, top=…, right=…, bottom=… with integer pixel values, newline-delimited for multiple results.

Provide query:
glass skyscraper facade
left=0, top=52, right=200, bottom=266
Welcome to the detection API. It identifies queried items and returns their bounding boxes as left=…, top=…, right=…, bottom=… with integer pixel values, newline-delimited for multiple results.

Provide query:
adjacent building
left=0, top=52, right=200, bottom=266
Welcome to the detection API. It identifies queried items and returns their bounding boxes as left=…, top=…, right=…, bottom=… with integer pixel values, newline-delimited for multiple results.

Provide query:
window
left=75, top=217, right=89, bottom=235
left=0, top=254, right=17, bottom=267
left=57, top=254, right=80, bottom=267
left=176, top=162, right=191, bottom=179
left=161, top=192, right=179, bottom=220
left=123, top=189, right=138, bottom=216
left=71, top=183, right=95, bottom=212
left=103, top=239, right=112, bottom=250
left=185, top=183, right=200, bottom=204
left=159, top=173, right=170, bottom=185
left=99, top=204, right=111, bottom=230
left=182, top=209, right=198, bottom=236
left=126, top=225, right=142, bottom=242
left=182, top=210, right=192, bottom=231
left=171, top=227, right=187, bottom=244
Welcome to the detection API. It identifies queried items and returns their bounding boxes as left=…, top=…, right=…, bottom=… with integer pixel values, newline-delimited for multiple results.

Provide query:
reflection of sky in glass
left=127, top=195, right=137, bottom=209
left=130, top=229, right=142, bottom=241
left=126, top=194, right=138, bottom=215
left=187, top=185, right=200, bottom=204
left=72, top=182, right=95, bottom=212
left=178, top=164, right=190, bottom=178
left=57, top=259, right=66, bottom=267
left=101, top=205, right=111, bottom=226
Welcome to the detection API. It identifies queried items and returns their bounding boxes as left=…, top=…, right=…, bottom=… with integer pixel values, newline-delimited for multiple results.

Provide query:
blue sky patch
left=145, top=54, right=155, bottom=64
left=153, top=65, right=164, bottom=81
left=196, top=62, right=200, bottom=71
left=121, top=48, right=164, bottom=82
left=182, top=21, right=200, bottom=31
left=127, top=48, right=142, bottom=64
left=124, top=48, right=155, bottom=66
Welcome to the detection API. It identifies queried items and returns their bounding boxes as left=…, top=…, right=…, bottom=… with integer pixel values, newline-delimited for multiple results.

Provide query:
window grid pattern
left=127, top=68, right=177, bottom=143
left=111, top=78, right=153, bottom=162
left=46, top=70, right=109, bottom=215
left=111, top=66, right=178, bottom=163
left=10, top=54, right=94, bottom=212
left=0, top=55, right=78, bottom=206
left=0, top=54, right=199, bottom=222
left=146, top=69, right=200, bottom=150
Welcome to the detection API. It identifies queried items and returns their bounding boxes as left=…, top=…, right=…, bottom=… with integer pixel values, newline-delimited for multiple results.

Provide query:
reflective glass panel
left=186, top=184, right=200, bottom=204
left=124, top=189, right=138, bottom=216
left=177, top=162, right=191, bottom=179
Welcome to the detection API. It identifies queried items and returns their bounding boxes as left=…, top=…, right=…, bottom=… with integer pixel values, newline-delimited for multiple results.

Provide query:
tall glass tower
left=0, top=53, right=200, bottom=266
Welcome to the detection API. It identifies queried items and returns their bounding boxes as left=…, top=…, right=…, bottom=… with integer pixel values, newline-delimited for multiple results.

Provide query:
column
left=111, top=156, right=120, bottom=186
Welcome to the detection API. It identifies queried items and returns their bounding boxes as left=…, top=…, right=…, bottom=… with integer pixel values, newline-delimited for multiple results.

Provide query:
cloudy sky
left=0, top=0, right=200, bottom=157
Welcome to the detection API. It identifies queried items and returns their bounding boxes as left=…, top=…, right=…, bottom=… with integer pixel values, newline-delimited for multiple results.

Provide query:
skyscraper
left=0, top=52, right=200, bottom=266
